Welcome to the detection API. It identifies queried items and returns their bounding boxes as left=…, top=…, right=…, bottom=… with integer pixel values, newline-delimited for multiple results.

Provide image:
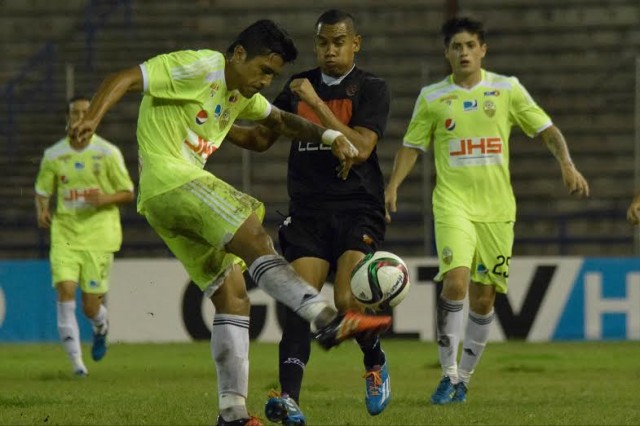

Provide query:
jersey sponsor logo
left=184, top=129, right=218, bottom=163
left=195, top=110, right=208, bottom=125
left=362, top=234, right=374, bottom=245
left=484, top=90, right=500, bottom=97
left=74, top=161, right=84, bottom=169
left=440, top=94, right=458, bottom=103
left=297, top=141, right=332, bottom=152
left=228, top=94, right=238, bottom=103
left=445, top=118, right=456, bottom=131
left=483, top=100, right=496, bottom=117
left=463, top=100, right=478, bottom=111
left=62, top=187, right=99, bottom=204
left=448, top=137, right=503, bottom=167
left=213, top=104, right=222, bottom=118
left=210, top=82, right=219, bottom=97
left=60, top=175, right=68, bottom=184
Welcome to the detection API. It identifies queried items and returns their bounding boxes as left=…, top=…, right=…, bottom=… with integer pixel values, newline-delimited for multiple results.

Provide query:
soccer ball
left=350, top=251, right=411, bottom=309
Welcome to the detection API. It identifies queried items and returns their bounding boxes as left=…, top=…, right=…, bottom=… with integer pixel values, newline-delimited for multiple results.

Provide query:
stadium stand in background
left=0, top=0, right=638, bottom=259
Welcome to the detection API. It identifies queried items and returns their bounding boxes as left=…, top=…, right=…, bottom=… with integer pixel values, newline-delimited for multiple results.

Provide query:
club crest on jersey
left=445, top=118, right=456, bottom=131
left=219, top=108, right=231, bottom=130
left=483, top=100, right=496, bottom=117
left=463, top=100, right=478, bottom=111
left=195, top=110, right=208, bottom=125
left=346, top=84, right=358, bottom=97
left=228, top=94, right=238, bottom=103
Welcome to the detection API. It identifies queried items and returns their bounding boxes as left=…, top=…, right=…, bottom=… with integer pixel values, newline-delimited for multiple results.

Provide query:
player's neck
left=452, top=70, right=482, bottom=89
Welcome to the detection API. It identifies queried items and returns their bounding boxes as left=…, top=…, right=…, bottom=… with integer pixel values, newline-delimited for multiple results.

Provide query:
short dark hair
left=227, top=19, right=297, bottom=63
left=67, top=95, right=90, bottom=114
left=316, top=9, right=357, bottom=33
left=441, top=17, right=486, bottom=46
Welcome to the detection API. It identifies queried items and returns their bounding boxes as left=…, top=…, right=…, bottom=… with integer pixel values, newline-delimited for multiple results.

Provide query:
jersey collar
left=321, top=64, right=356, bottom=86
left=449, top=69, right=486, bottom=91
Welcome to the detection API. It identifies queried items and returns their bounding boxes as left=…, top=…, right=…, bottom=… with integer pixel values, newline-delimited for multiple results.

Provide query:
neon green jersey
left=136, top=49, right=272, bottom=211
left=35, top=135, right=134, bottom=251
left=403, top=70, right=552, bottom=222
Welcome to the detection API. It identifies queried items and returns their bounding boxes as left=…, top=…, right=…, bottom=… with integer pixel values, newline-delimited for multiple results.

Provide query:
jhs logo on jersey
left=463, top=100, right=478, bottom=111
left=448, top=137, right=503, bottom=167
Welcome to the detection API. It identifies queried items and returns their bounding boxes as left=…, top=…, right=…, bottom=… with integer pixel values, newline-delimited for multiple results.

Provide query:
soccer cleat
left=73, top=368, right=88, bottom=377
left=363, top=362, right=391, bottom=415
left=430, top=376, right=456, bottom=405
left=314, top=311, right=392, bottom=350
left=264, top=391, right=306, bottom=426
left=452, top=382, right=467, bottom=403
left=91, top=331, right=107, bottom=361
left=215, top=415, right=263, bottom=426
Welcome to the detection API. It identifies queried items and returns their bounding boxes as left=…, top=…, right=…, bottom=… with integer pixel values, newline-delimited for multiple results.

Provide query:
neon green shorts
left=434, top=217, right=514, bottom=293
left=142, top=174, right=265, bottom=296
left=50, top=245, right=113, bottom=294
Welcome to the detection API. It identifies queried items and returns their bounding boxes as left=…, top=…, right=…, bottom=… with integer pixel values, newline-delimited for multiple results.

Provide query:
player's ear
left=233, top=45, right=247, bottom=64
left=352, top=34, right=362, bottom=53
left=480, top=43, right=487, bottom=58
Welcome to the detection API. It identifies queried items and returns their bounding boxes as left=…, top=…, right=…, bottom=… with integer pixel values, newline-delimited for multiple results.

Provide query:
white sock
left=436, top=296, right=464, bottom=383
left=89, top=304, right=108, bottom=335
left=57, top=301, right=86, bottom=373
left=249, top=255, right=336, bottom=328
left=212, top=314, right=250, bottom=421
left=459, top=310, right=494, bottom=385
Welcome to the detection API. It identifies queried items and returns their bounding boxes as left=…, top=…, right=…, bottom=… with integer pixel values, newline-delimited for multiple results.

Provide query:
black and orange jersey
left=273, top=66, right=391, bottom=213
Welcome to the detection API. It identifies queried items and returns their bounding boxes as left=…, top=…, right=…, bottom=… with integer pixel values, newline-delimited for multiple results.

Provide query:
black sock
left=279, top=305, right=311, bottom=403
left=356, top=333, right=385, bottom=370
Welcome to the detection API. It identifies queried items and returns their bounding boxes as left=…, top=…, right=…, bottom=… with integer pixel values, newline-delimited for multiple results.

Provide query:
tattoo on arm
left=263, top=109, right=324, bottom=143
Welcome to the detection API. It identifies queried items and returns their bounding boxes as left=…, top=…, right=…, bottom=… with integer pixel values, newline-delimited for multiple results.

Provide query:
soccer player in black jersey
left=227, top=9, right=391, bottom=424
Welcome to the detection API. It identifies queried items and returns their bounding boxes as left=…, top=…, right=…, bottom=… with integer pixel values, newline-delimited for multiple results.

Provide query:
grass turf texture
left=1, top=340, right=639, bottom=425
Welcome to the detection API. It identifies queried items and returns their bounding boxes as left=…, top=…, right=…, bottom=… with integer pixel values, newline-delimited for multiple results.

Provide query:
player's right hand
left=627, top=198, right=640, bottom=225
left=384, top=187, right=398, bottom=224
left=332, top=135, right=359, bottom=180
left=70, top=117, right=98, bottom=145
left=38, top=210, right=51, bottom=229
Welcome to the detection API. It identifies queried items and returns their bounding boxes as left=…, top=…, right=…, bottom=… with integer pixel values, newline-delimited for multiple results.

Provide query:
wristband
left=321, top=129, right=342, bottom=146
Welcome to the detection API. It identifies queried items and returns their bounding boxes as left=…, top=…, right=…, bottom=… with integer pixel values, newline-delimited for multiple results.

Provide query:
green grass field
left=1, top=340, right=639, bottom=425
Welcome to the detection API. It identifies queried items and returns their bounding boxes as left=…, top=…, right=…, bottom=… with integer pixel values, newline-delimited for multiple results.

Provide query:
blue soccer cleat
left=430, top=376, right=456, bottom=405
left=91, top=331, right=107, bottom=361
left=264, top=392, right=306, bottom=426
left=452, top=382, right=467, bottom=403
left=363, top=362, right=391, bottom=415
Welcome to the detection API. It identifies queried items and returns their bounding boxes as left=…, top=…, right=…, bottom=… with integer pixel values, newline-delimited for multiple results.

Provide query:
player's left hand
left=85, top=190, right=108, bottom=207
left=289, top=78, right=321, bottom=106
left=561, top=164, right=590, bottom=198
left=331, top=135, right=359, bottom=180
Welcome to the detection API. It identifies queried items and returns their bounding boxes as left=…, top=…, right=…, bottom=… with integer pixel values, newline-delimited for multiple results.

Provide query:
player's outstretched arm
left=71, top=66, right=143, bottom=144
left=385, top=146, right=421, bottom=224
left=540, top=125, right=590, bottom=198
left=226, top=124, right=280, bottom=152
left=257, top=106, right=359, bottom=180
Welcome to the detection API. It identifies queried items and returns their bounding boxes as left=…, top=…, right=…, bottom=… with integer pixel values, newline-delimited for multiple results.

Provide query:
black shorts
left=278, top=208, right=386, bottom=269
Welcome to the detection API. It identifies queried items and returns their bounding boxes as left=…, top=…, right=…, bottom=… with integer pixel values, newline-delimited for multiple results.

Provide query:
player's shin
left=458, top=310, right=494, bottom=384
left=436, top=296, right=464, bottom=381
left=57, top=301, right=86, bottom=373
left=211, top=314, right=250, bottom=421
left=279, top=306, right=312, bottom=402
left=248, top=255, right=336, bottom=329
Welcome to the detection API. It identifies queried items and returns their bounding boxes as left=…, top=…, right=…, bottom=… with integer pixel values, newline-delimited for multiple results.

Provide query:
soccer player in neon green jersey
left=71, top=20, right=391, bottom=426
left=385, top=17, right=590, bottom=405
left=35, top=96, right=134, bottom=377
